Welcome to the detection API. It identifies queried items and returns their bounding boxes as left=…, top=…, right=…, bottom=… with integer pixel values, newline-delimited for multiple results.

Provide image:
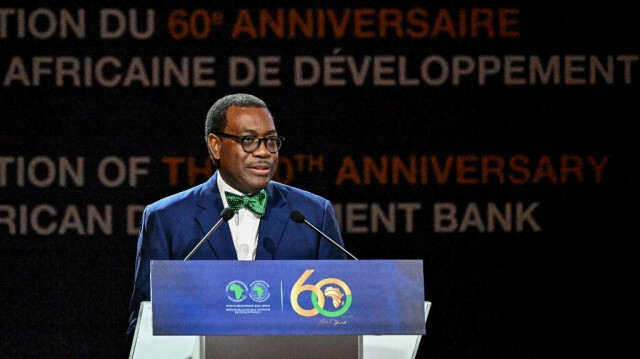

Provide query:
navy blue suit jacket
left=127, top=172, right=346, bottom=338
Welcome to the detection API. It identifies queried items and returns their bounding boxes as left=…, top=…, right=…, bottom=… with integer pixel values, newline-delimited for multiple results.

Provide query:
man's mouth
left=248, top=163, right=272, bottom=174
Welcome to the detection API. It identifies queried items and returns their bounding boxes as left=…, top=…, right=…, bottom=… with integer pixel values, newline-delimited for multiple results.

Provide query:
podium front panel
left=151, top=259, right=425, bottom=336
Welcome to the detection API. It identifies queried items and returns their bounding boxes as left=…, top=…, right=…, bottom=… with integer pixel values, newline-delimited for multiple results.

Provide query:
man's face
left=208, top=106, right=278, bottom=194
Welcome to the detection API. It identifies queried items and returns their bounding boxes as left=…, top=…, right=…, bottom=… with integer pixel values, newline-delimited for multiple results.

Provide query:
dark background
left=1, top=1, right=638, bottom=358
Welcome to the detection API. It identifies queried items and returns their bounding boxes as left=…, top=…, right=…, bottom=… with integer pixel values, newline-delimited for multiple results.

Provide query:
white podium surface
left=130, top=301, right=431, bottom=359
left=129, top=301, right=197, bottom=359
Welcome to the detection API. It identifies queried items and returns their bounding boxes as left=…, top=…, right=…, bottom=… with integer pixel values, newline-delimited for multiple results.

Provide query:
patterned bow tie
left=224, top=190, right=268, bottom=216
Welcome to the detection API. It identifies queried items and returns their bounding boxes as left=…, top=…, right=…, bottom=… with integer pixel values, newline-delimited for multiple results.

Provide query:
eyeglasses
left=214, top=132, right=285, bottom=153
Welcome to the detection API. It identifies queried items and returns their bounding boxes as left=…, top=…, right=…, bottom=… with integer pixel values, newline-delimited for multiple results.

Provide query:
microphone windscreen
left=221, top=207, right=235, bottom=221
left=290, top=210, right=305, bottom=223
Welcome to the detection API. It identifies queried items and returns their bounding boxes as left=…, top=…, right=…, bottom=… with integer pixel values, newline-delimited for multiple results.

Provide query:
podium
left=130, top=260, right=430, bottom=359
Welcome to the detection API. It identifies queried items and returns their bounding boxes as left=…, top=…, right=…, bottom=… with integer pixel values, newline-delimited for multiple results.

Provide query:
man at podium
left=127, top=93, right=347, bottom=344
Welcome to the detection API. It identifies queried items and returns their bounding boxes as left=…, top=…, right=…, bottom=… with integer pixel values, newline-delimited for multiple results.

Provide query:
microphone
left=184, top=207, right=235, bottom=261
left=290, top=210, right=358, bottom=260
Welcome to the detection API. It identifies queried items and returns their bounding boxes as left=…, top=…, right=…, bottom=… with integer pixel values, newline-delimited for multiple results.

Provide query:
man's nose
left=252, top=139, right=271, bottom=157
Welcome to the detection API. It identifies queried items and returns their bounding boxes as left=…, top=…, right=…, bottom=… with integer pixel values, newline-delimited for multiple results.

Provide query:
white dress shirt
left=217, top=174, right=261, bottom=260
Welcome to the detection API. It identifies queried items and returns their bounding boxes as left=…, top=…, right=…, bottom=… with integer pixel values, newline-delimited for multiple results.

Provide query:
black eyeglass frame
left=213, top=132, right=285, bottom=153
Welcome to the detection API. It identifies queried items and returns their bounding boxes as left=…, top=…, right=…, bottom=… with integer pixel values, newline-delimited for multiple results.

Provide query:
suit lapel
left=195, top=172, right=238, bottom=260
left=256, top=182, right=289, bottom=259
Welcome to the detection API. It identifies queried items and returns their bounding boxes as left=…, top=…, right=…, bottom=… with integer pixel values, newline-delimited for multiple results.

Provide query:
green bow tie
left=224, top=190, right=268, bottom=216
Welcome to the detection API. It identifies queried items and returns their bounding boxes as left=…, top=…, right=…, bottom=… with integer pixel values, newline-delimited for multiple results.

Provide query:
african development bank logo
left=226, top=280, right=270, bottom=303
left=226, top=280, right=248, bottom=302
left=290, top=269, right=352, bottom=317
left=249, top=280, right=270, bottom=302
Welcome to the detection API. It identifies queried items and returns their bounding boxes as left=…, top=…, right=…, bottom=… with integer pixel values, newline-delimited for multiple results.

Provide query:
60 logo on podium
left=290, top=269, right=352, bottom=318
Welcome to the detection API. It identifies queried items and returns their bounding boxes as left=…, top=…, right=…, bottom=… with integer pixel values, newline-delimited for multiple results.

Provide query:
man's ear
left=208, top=133, right=221, bottom=160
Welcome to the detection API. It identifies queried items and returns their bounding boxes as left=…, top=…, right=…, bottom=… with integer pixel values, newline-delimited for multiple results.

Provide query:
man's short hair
left=204, top=93, right=270, bottom=161
left=205, top=93, right=269, bottom=142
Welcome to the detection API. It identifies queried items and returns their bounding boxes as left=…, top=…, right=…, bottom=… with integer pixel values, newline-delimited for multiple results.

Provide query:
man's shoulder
left=146, top=182, right=210, bottom=213
left=270, top=181, right=329, bottom=206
